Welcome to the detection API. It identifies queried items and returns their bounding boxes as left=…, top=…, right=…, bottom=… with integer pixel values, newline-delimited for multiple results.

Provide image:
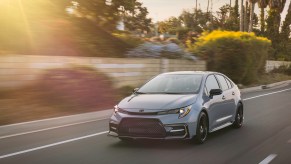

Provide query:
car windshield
left=137, top=74, right=202, bottom=94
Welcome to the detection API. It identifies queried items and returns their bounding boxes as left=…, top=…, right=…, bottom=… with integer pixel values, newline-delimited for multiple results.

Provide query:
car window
left=216, top=75, right=229, bottom=91
left=205, top=75, right=220, bottom=95
left=138, top=74, right=203, bottom=94
left=225, top=77, right=233, bottom=88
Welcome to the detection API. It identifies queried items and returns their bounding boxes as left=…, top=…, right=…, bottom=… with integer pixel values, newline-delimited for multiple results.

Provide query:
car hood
left=118, top=94, right=198, bottom=112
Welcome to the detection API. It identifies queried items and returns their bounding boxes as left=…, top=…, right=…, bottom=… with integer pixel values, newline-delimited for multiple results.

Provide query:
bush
left=189, top=30, right=271, bottom=84
left=271, top=65, right=291, bottom=76
left=112, top=31, right=144, bottom=47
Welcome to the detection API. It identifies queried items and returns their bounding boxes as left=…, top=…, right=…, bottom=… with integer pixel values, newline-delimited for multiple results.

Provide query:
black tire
left=233, top=104, right=243, bottom=128
left=195, top=112, right=208, bottom=144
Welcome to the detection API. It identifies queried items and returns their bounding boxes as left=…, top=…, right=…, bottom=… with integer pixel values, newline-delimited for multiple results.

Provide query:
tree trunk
left=260, top=7, right=265, bottom=33
left=207, top=0, right=209, bottom=12
left=281, top=0, right=291, bottom=40
left=249, top=2, right=255, bottom=32
left=240, top=0, right=244, bottom=31
left=244, top=1, right=249, bottom=31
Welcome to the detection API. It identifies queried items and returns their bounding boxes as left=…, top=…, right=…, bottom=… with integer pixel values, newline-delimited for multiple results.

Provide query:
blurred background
left=0, top=0, right=291, bottom=125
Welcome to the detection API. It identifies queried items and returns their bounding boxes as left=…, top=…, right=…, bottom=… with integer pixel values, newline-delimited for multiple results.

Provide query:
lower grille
left=118, top=118, right=166, bottom=138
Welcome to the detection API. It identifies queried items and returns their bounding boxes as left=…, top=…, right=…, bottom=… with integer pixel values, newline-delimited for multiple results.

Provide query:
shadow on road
left=108, top=126, right=240, bottom=150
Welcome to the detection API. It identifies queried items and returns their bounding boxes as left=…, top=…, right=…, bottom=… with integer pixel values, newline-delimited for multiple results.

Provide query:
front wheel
left=194, top=112, right=208, bottom=144
left=233, top=104, right=243, bottom=128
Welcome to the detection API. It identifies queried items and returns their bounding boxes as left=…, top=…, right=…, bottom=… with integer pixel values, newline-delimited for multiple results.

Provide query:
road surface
left=1, top=84, right=291, bottom=164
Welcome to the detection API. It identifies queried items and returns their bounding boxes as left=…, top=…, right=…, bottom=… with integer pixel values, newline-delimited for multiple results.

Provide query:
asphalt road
left=1, top=84, right=291, bottom=164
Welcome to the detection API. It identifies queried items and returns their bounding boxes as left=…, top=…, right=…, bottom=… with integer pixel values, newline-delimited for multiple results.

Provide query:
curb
left=240, top=80, right=291, bottom=93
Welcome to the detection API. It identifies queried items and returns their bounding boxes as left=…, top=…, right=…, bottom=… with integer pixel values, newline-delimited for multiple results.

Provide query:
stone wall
left=0, top=55, right=206, bottom=88
left=266, top=60, right=291, bottom=72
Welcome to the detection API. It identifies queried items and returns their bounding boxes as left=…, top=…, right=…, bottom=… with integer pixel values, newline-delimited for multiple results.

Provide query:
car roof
left=162, top=71, right=219, bottom=76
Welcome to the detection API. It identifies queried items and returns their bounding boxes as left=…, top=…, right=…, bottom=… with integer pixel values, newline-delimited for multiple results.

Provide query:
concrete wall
left=266, top=60, right=291, bottom=72
left=0, top=55, right=206, bottom=88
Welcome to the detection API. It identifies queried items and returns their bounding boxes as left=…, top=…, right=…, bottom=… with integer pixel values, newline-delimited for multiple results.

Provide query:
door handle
left=222, top=95, right=226, bottom=100
left=232, top=92, right=235, bottom=95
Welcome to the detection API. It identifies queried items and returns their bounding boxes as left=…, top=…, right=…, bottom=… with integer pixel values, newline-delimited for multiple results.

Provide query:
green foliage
left=112, top=31, right=144, bottom=47
left=271, top=65, right=291, bottom=75
left=158, top=17, right=182, bottom=34
left=189, top=30, right=271, bottom=84
left=111, top=0, right=152, bottom=32
left=213, top=4, right=240, bottom=31
left=175, top=27, right=192, bottom=41
left=179, top=9, right=209, bottom=32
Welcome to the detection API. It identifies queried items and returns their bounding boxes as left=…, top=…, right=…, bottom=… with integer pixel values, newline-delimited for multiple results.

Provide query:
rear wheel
left=233, top=104, right=243, bottom=128
left=195, top=112, right=208, bottom=144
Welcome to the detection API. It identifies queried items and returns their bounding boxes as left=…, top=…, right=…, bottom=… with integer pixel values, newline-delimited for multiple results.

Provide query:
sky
left=139, top=0, right=290, bottom=23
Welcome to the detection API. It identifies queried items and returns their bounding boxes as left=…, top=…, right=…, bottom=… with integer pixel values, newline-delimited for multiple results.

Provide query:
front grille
left=119, top=108, right=158, bottom=115
left=118, top=118, right=166, bottom=138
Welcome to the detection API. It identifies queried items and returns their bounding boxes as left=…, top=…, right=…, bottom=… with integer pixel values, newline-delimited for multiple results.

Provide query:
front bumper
left=108, top=118, right=190, bottom=140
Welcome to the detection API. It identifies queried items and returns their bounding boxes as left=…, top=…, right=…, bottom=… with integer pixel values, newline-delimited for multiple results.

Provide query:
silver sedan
left=108, top=71, right=243, bottom=143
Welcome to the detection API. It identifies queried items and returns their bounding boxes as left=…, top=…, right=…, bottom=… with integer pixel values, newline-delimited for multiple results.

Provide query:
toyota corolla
left=108, top=71, right=243, bottom=143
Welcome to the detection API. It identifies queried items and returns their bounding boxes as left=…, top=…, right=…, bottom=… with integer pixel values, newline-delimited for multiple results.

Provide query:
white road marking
left=259, top=154, right=277, bottom=164
left=0, top=118, right=107, bottom=140
left=243, top=88, right=291, bottom=101
left=0, top=131, right=108, bottom=159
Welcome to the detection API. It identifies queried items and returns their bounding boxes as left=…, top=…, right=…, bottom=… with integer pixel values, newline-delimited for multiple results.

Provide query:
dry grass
left=240, top=73, right=291, bottom=88
left=0, top=68, right=121, bottom=125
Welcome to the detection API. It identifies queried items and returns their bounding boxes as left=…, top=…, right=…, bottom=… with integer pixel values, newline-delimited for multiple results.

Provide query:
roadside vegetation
left=188, top=30, right=271, bottom=85
left=0, top=67, right=122, bottom=125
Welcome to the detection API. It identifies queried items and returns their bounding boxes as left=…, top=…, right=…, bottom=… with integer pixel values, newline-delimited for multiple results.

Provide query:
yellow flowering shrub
left=189, top=30, right=271, bottom=84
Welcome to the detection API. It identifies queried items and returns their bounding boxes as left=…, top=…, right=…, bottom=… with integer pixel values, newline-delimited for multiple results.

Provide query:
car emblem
left=139, top=109, right=144, bottom=112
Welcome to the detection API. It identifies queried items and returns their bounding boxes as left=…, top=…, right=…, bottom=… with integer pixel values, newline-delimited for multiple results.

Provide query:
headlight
left=178, top=105, right=192, bottom=118
left=113, top=105, right=119, bottom=114
left=157, top=105, right=192, bottom=119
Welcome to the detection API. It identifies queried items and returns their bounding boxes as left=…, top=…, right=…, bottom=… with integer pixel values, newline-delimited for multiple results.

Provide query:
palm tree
left=258, top=0, right=269, bottom=33
left=281, top=0, right=291, bottom=40
left=248, top=0, right=258, bottom=32
left=268, top=0, right=285, bottom=11
left=240, top=0, right=244, bottom=31
left=244, top=0, right=249, bottom=31
left=267, top=0, right=287, bottom=32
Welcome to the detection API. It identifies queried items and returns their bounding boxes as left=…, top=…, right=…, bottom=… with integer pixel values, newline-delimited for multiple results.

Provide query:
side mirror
left=133, top=88, right=139, bottom=93
left=209, top=89, right=222, bottom=96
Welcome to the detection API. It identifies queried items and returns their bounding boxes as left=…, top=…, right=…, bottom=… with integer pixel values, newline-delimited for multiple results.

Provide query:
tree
left=213, top=4, right=240, bottom=31
left=244, top=0, right=249, bottom=31
left=258, top=0, right=269, bottom=33
left=281, top=1, right=291, bottom=40
left=280, top=1, right=291, bottom=60
left=111, top=0, right=152, bottom=32
left=158, top=17, right=182, bottom=34
left=179, top=9, right=209, bottom=32
left=240, top=0, right=244, bottom=31
left=248, top=0, right=258, bottom=32
left=266, top=0, right=287, bottom=59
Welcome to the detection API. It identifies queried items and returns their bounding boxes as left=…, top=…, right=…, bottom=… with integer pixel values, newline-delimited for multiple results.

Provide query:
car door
left=204, top=74, right=228, bottom=130
left=215, top=74, right=236, bottom=123
left=224, top=76, right=237, bottom=118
